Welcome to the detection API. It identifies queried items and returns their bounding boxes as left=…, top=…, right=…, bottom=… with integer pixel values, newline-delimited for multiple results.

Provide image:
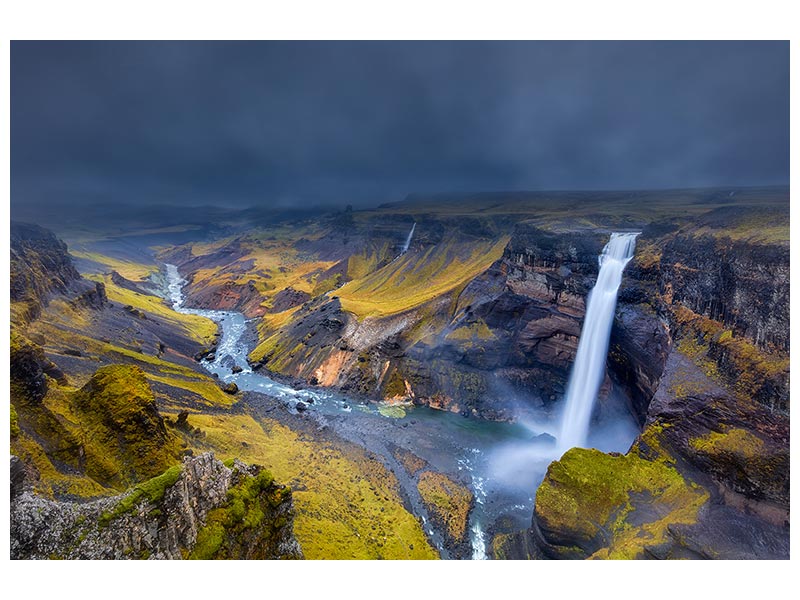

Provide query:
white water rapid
left=557, top=232, right=639, bottom=454
left=401, top=222, right=416, bottom=253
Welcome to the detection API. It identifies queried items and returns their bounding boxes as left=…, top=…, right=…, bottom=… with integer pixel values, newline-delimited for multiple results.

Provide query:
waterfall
left=557, top=232, right=639, bottom=453
left=401, top=222, right=416, bottom=253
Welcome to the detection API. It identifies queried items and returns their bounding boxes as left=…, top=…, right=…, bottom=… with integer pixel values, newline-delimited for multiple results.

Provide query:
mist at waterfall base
left=487, top=232, right=640, bottom=489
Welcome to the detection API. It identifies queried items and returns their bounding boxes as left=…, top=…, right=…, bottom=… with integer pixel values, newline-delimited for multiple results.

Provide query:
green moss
left=69, top=250, right=158, bottom=281
left=672, top=305, right=788, bottom=404
left=87, top=272, right=217, bottom=343
left=417, top=471, right=473, bottom=545
left=189, top=469, right=282, bottom=560
left=445, top=319, right=496, bottom=343
left=689, top=427, right=765, bottom=458
left=393, top=448, right=427, bottom=476
left=99, top=464, right=183, bottom=526
left=70, top=365, right=183, bottom=489
left=145, top=372, right=236, bottom=408
left=11, top=431, right=111, bottom=498
left=10, top=404, right=20, bottom=437
left=632, top=421, right=674, bottom=462
left=183, top=412, right=438, bottom=559
left=312, top=273, right=342, bottom=296
left=535, top=447, right=708, bottom=559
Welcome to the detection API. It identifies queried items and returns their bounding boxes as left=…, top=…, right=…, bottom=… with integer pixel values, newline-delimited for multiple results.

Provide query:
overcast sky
left=11, top=41, right=789, bottom=212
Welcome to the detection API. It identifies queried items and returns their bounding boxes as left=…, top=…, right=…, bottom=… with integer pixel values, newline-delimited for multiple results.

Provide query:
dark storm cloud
left=11, top=40, right=789, bottom=212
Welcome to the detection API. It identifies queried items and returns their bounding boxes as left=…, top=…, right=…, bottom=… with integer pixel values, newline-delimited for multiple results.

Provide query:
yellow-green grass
left=13, top=366, right=184, bottom=496
left=394, top=448, right=427, bottom=477
left=70, top=250, right=158, bottom=281
left=23, top=315, right=232, bottom=410
left=146, top=373, right=236, bottom=408
left=11, top=429, right=113, bottom=498
left=366, top=187, right=787, bottom=220
left=345, top=243, right=393, bottom=280
left=259, top=305, right=302, bottom=332
left=31, top=297, right=94, bottom=331
left=417, top=471, right=473, bottom=544
left=248, top=307, right=304, bottom=365
left=445, top=319, right=496, bottom=343
left=336, top=236, right=509, bottom=319
left=187, top=239, right=338, bottom=313
left=173, top=411, right=438, bottom=559
left=96, top=344, right=235, bottom=408
left=66, top=365, right=184, bottom=489
left=691, top=211, right=789, bottom=245
left=88, top=273, right=217, bottom=343
left=13, top=384, right=112, bottom=498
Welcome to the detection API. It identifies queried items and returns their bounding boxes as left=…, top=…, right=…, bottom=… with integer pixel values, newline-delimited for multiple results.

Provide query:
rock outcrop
left=510, top=347, right=790, bottom=560
left=12, top=363, right=184, bottom=494
left=11, top=453, right=303, bottom=560
left=10, top=221, right=82, bottom=320
left=68, top=364, right=184, bottom=488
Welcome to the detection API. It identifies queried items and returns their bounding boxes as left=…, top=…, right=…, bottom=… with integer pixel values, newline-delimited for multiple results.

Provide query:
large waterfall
left=401, top=222, right=416, bottom=253
left=558, top=232, right=639, bottom=453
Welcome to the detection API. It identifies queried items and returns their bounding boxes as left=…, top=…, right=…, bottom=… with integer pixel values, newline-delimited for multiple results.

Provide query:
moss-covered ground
left=189, top=469, right=293, bottom=559
left=417, top=471, right=473, bottom=546
left=535, top=447, right=709, bottom=559
left=11, top=365, right=185, bottom=497
left=99, top=464, right=183, bottom=526
left=689, top=427, right=765, bottom=459
left=672, top=305, right=788, bottom=404
left=170, top=411, right=438, bottom=559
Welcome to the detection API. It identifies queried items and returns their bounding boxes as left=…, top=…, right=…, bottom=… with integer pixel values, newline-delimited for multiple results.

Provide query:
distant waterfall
left=558, top=232, right=639, bottom=453
left=401, top=222, right=416, bottom=253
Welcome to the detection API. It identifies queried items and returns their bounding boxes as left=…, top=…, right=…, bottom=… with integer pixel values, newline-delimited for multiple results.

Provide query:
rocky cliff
left=238, top=221, right=664, bottom=424
left=510, top=347, right=790, bottom=560
left=492, top=217, right=790, bottom=559
left=10, top=222, right=108, bottom=405
left=149, top=192, right=790, bottom=560
left=11, top=452, right=303, bottom=560
left=174, top=202, right=787, bottom=429
left=11, top=221, right=107, bottom=324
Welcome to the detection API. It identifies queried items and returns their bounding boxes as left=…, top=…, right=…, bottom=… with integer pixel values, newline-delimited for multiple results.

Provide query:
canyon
left=9, top=187, right=790, bottom=559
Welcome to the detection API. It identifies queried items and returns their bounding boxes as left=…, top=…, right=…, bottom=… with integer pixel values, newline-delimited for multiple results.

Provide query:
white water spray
left=558, top=232, right=638, bottom=453
left=401, top=222, right=416, bottom=253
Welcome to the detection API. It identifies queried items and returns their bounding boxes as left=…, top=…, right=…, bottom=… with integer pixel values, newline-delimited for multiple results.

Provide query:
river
left=160, top=263, right=638, bottom=559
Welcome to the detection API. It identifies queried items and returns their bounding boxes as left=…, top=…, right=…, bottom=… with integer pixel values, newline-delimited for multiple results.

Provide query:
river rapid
left=160, top=263, right=638, bottom=559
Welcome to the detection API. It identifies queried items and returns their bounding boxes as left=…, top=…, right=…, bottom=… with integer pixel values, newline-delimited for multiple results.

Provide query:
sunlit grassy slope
left=70, top=250, right=159, bottom=281
left=186, top=232, right=339, bottom=312
left=172, top=411, right=438, bottom=559
left=87, top=272, right=217, bottom=343
left=336, top=236, right=509, bottom=319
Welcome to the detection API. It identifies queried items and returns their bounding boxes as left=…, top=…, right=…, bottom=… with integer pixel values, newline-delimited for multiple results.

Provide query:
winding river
left=161, top=264, right=638, bottom=559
